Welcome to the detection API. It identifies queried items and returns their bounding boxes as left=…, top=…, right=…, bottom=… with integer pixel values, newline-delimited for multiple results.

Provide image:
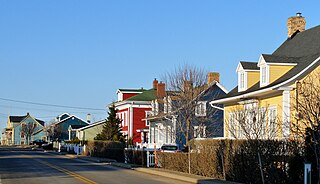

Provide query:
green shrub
left=84, top=140, right=125, bottom=162
left=157, top=139, right=303, bottom=184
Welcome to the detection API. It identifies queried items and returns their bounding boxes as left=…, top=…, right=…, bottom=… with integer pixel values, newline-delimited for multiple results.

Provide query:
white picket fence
left=146, top=151, right=155, bottom=167
left=124, top=148, right=156, bottom=167
left=65, top=144, right=86, bottom=155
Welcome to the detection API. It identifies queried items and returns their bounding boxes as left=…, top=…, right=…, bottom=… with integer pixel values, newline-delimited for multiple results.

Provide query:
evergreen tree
left=95, top=104, right=124, bottom=141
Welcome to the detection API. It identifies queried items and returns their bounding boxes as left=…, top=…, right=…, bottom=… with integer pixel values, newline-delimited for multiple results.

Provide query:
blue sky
left=0, top=1, right=319, bottom=129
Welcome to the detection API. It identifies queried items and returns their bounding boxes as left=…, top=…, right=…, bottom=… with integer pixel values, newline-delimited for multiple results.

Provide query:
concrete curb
left=55, top=154, right=239, bottom=184
left=75, top=156, right=117, bottom=163
left=134, top=168, right=200, bottom=183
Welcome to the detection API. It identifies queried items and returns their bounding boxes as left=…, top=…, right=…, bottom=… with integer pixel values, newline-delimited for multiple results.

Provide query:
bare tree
left=163, top=65, right=206, bottom=146
left=291, top=69, right=320, bottom=183
left=45, top=120, right=62, bottom=142
left=21, top=122, right=37, bottom=144
left=226, top=103, right=280, bottom=140
left=225, top=102, right=283, bottom=184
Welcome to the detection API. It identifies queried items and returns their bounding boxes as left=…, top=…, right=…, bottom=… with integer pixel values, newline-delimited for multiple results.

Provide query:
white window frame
left=238, top=71, right=247, bottom=92
left=260, top=64, right=269, bottom=87
left=193, top=125, right=207, bottom=138
left=155, top=100, right=159, bottom=115
left=259, top=107, right=267, bottom=139
left=268, top=106, right=277, bottom=138
left=145, top=111, right=152, bottom=126
left=195, top=101, right=207, bottom=116
left=167, top=97, right=172, bottom=113
left=228, top=112, right=237, bottom=138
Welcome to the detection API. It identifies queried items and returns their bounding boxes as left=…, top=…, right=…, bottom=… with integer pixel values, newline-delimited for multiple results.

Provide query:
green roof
left=126, top=89, right=157, bottom=101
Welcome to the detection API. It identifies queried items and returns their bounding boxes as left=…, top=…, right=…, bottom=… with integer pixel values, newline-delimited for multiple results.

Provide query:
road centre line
left=34, top=159, right=97, bottom=184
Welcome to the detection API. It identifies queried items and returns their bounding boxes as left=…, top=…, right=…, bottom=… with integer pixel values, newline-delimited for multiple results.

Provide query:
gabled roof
left=261, top=54, right=299, bottom=64
left=53, top=115, right=89, bottom=126
left=117, top=89, right=146, bottom=93
left=9, top=115, right=27, bottom=122
left=218, top=54, right=319, bottom=100
left=239, top=61, right=259, bottom=70
left=76, top=120, right=105, bottom=131
left=9, top=114, right=45, bottom=126
left=146, top=81, right=228, bottom=121
left=126, top=89, right=157, bottom=101
left=211, top=25, right=320, bottom=104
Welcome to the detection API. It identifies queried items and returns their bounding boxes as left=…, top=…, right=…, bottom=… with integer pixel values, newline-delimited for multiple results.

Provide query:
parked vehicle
left=30, top=139, right=47, bottom=147
left=159, top=144, right=180, bottom=153
left=42, top=142, right=53, bottom=150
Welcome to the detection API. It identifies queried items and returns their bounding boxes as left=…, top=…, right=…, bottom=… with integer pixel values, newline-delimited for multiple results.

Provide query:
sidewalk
left=42, top=150, right=239, bottom=184
left=72, top=154, right=239, bottom=184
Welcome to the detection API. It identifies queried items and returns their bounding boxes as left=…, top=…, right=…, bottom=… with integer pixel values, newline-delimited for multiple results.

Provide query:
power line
left=0, top=97, right=106, bottom=111
left=0, top=104, right=105, bottom=115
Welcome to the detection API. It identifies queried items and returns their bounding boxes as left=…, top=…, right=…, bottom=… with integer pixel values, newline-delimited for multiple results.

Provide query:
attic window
left=260, top=64, right=269, bottom=87
left=238, top=71, right=247, bottom=92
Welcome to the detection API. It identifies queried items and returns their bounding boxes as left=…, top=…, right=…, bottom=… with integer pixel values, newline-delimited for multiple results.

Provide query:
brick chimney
left=153, top=78, right=158, bottom=89
left=183, top=80, right=193, bottom=92
left=157, top=82, right=165, bottom=98
left=287, top=12, right=306, bottom=38
left=208, top=72, right=220, bottom=84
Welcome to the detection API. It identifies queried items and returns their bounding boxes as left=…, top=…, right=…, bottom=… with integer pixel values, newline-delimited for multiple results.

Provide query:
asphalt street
left=0, top=147, right=190, bottom=184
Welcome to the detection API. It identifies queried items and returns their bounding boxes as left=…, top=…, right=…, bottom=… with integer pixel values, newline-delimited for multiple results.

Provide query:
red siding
left=117, top=108, right=128, bottom=134
left=122, top=93, right=139, bottom=100
left=132, top=107, right=151, bottom=143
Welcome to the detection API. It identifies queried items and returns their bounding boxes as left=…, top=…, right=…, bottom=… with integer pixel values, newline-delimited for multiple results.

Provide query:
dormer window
left=238, top=71, right=247, bottom=92
left=260, top=64, right=269, bottom=86
left=240, top=72, right=245, bottom=88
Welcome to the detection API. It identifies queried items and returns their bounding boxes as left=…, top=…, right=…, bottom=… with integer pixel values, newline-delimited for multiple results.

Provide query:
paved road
left=0, top=147, right=190, bottom=184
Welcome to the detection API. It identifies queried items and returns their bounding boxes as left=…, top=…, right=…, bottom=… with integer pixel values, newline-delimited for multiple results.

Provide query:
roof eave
left=210, top=55, right=320, bottom=105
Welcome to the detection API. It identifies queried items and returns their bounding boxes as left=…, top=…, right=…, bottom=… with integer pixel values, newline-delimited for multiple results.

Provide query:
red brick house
left=113, top=79, right=164, bottom=146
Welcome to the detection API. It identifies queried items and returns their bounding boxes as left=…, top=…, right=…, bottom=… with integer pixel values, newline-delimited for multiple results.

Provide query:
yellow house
left=210, top=13, right=320, bottom=139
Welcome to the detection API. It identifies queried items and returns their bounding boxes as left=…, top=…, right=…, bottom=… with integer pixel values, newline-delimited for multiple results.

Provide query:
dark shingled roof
left=70, top=125, right=87, bottom=129
left=9, top=115, right=27, bottom=122
left=215, top=25, right=320, bottom=102
left=240, top=61, right=259, bottom=70
left=262, top=54, right=300, bottom=64
left=9, top=114, right=45, bottom=126
left=273, top=25, right=320, bottom=57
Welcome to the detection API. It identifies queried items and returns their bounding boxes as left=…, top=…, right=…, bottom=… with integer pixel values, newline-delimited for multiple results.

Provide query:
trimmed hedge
left=124, top=149, right=147, bottom=166
left=84, top=140, right=125, bottom=162
left=157, top=139, right=304, bottom=184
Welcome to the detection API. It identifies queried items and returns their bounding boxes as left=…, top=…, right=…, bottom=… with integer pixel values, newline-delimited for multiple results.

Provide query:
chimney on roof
left=157, top=82, right=166, bottom=98
left=153, top=78, right=159, bottom=89
left=287, top=12, right=306, bottom=38
left=87, top=113, right=91, bottom=124
left=208, top=72, right=220, bottom=84
left=183, top=80, right=193, bottom=92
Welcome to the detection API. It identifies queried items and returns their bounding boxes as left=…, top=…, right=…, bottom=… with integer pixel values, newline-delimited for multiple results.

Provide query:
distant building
left=50, top=113, right=89, bottom=141
left=72, top=120, right=105, bottom=141
left=146, top=72, right=227, bottom=149
left=1, top=113, right=46, bottom=145
left=112, top=80, right=165, bottom=145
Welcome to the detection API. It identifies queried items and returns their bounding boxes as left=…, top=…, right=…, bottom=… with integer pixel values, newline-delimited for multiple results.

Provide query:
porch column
left=282, top=90, right=291, bottom=138
left=129, top=106, right=133, bottom=138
